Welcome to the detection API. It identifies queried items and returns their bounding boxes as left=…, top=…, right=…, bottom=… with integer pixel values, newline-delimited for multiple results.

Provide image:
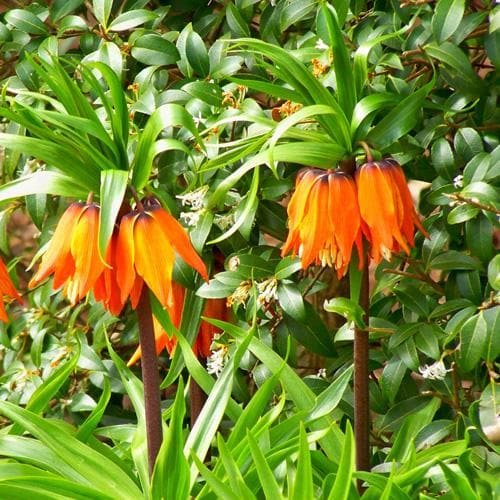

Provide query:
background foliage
left=0, top=0, right=498, bottom=498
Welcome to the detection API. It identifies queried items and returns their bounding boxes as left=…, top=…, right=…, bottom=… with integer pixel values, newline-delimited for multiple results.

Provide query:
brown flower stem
left=354, top=258, right=370, bottom=491
left=86, top=192, right=94, bottom=204
left=129, top=186, right=145, bottom=211
left=357, top=141, right=373, bottom=162
left=136, top=287, right=163, bottom=476
left=190, top=370, right=207, bottom=428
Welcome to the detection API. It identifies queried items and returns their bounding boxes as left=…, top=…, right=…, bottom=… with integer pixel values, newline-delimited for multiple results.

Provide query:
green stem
left=136, top=288, right=163, bottom=475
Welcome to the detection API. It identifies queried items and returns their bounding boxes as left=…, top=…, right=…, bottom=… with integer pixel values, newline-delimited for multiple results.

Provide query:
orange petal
left=150, top=207, right=208, bottom=282
left=69, top=204, right=106, bottom=303
left=0, top=258, right=22, bottom=304
left=29, top=203, right=85, bottom=288
left=134, top=213, right=176, bottom=308
left=0, top=295, right=8, bottom=322
left=116, top=212, right=139, bottom=304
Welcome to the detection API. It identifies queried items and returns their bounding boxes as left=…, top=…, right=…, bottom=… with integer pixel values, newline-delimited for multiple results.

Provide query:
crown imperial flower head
left=29, top=201, right=106, bottom=304
left=355, top=158, right=428, bottom=262
left=281, top=168, right=363, bottom=277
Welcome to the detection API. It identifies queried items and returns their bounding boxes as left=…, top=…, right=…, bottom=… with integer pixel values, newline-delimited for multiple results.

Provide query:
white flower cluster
left=176, top=185, right=208, bottom=211
left=418, top=360, right=452, bottom=380
left=453, top=175, right=464, bottom=188
left=206, top=346, right=228, bottom=377
left=256, top=278, right=278, bottom=305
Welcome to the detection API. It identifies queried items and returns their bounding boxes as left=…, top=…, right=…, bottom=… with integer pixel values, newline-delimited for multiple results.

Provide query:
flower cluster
left=282, top=158, right=428, bottom=275
left=30, top=196, right=208, bottom=316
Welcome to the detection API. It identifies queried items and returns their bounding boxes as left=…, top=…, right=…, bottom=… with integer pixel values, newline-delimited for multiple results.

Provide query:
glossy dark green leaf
left=183, top=81, right=222, bottom=106
left=430, top=251, right=482, bottom=271
left=454, top=127, right=484, bottom=162
left=487, top=255, right=500, bottom=290
left=380, top=357, right=407, bottom=405
left=431, top=0, right=465, bottom=42
left=186, top=30, right=210, bottom=77
left=226, top=4, right=250, bottom=37
left=281, top=0, right=316, bottom=31
left=465, top=215, right=495, bottom=263
left=4, top=9, right=48, bottom=35
left=108, top=9, right=157, bottom=31
left=131, top=34, right=180, bottom=66
left=278, top=283, right=306, bottom=322
left=459, top=312, right=487, bottom=371
left=431, top=137, right=456, bottom=180
left=50, top=0, right=84, bottom=22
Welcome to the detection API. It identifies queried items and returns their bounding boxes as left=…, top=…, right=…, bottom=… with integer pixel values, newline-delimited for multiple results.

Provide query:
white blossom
left=418, top=360, right=452, bottom=380
left=206, top=347, right=228, bottom=377
left=315, top=39, right=329, bottom=50
left=256, top=278, right=278, bottom=305
left=215, top=213, right=235, bottom=231
left=180, top=210, right=202, bottom=227
left=317, top=368, right=327, bottom=379
left=227, top=281, right=252, bottom=307
left=176, top=185, right=208, bottom=211
left=453, top=175, right=463, bottom=188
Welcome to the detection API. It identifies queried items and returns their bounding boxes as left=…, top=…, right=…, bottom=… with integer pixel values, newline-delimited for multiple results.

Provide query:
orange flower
left=356, top=158, right=428, bottom=262
left=127, top=283, right=227, bottom=365
left=29, top=202, right=105, bottom=304
left=0, top=258, right=22, bottom=322
left=115, top=199, right=208, bottom=310
left=282, top=168, right=363, bottom=277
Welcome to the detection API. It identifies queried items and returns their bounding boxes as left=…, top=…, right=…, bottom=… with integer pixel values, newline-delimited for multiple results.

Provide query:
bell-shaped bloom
left=282, top=168, right=363, bottom=277
left=127, top=283, right=226, bottom=365
left=115, top=201, right=208, bottom=309
left=29, top=202, right=106, bottom=304
left=0, top=258, right=22, bottom=322
left=356, top=158, right=428, bottom=262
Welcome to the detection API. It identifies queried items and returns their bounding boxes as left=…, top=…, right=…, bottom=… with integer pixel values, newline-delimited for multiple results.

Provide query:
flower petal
left=116, top=212, right=139, bottom=304
left=149, top=207, right=208, bottom=282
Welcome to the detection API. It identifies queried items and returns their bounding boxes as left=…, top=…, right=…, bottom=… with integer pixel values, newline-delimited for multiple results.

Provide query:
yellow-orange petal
left=134, top=213, right=176, bottom=308
left=149, top=207, right=209, bottom=282
left=116, top=212, right=140, bottom=304
left=29, top=202, right=86, bottom=289
left=69, top=204, right=106, bottom=304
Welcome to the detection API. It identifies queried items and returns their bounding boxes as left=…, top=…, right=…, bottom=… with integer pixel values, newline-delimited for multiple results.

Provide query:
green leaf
left=92, top=0, right=113, bottom=28
left=0, top=402, right=142, bottom=499
left=291, top=424, right=313, bottom=500
left=247, top=431, right=284, bottom=500
left=328, top=421, right=354, bottom=500
left=324, top=297, right=366, bottom=328
left=431, top=137, right=456, bottom=180
left=50, top=0, right=84, bottom=22
left=76, top=378, right=111, bottom=443
left=367, top=79, right=434, bottom=149
left=4, top=9, right=48, bottom=35
left=440, top=462, right=479, bottom=499
left=459, top=312, right=488, bottom=372
left=186, top=30, right=210, bottom=77
left=488, top=255, right=500, bottom=290
left=281, top=0, right=316, bottom=31
left=98, top=170, right=128, bottom=259
left=108, top=9, right=158, bottom=31
left=151, top=380, right=190, bottom=500
left=227, top=4, right=250, bottom=37
left=277, top=283, right=306, bottom=322
left=430, top=251, right=482, bottom=271
left=132, top=103, right=203, bottom=190
left=183, top=81, right=222, bottom=107
left=454, top=127, right=484, bottom=162
left=380, top=357, right=407, bottom=405
left=317, top=4, right=356, bottom=118
left=432, top=0, right=465, bottom=42
left=131, top=34, right=180, bottom=66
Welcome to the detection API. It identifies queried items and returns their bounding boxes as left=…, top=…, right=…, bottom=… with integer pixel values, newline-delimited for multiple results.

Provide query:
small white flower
left=256, top=278, right=278, bottom=305
left=180, top=210, right=202, bottom=227
left=453, top=175, right=463, bottom=188
left=227, top=281, right=252, bottom=307
left=228, top=256, right=240, bottom=271
left=317, top=368, right=327, bottom=379
left=207, top=347, right=228, bottom=377
left=176, top=186, right=208, bottom=211
left=315, top=39, right=329, bottom=50
left=418, top=360, right=452, bottom=380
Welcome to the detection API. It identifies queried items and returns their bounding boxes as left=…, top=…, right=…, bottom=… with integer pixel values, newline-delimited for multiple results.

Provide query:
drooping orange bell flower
left=115, top=198, right=208, bottom=310
left=356, top=158, right=428, bottom=262
left=127, top=282, right=227, bottom=365
left=282, top=168, right=363, bottom=277
left=29, top=201, right=106, bottom=304
left=0, top=258, right=22, bottom=322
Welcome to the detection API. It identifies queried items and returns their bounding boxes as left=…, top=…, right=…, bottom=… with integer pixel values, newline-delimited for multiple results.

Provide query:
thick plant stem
left=354, top=259, right=370, bottom=489
left=136, top=287, right=163, bottom=476
left=190, top=376, right=206, bottom=427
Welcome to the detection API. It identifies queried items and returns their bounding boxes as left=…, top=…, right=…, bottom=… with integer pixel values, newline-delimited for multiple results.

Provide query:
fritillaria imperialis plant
left=0, top=0, right=497, bottom=498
